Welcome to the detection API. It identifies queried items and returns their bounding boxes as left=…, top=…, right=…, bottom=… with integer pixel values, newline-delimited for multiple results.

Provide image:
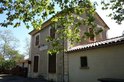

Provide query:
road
left=0, top=74, right=48, bottom=82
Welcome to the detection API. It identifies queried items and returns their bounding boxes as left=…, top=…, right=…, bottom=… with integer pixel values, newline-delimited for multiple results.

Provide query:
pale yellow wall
left=29, top=25, right=65, bottom=82
left=68, top=44, right=124, bottom=82
left=29, top=26, right=50, bottom=78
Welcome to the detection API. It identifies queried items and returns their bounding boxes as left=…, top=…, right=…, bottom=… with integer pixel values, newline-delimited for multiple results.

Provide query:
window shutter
left=50, top=27, right=55, bottom=39
left=89, top=28, right=95, bottom=42
left=48, top=53, right=56, bottom=73
left=33, top=56, right=39, bottom=72
left=35, top=35, right=39, bottom=46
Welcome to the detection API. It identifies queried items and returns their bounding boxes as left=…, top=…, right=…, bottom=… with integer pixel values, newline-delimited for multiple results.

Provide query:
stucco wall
left=29, top=26, right=50, bottom=78
left=69, top=14, right=109, bottom=48
left=67, top=44, right=124, bottom=82
left=29, top=25, right=65, bottom=82
left=29, top=12, right=110, bottom=81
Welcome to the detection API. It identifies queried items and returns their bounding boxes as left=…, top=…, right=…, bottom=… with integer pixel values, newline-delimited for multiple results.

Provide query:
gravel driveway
left=0, top=74, right=48, bottom=82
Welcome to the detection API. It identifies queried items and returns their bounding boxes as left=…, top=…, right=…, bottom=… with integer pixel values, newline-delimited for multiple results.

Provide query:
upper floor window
left=50, top=27, right=55, bottom=39
left=88, top=28, right=95, bottom=42
left=35, top=35, right=39, bottom=46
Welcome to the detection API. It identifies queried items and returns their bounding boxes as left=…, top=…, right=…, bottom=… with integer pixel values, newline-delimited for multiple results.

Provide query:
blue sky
left=0, top=25, right=32, bottom=54
left=0, top=0, right=124, bottom=55
left=0, top=13, right=33, bottom=54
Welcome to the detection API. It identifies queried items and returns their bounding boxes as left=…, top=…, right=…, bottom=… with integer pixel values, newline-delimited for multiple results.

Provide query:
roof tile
left=67, top=36, right=124, bottom=52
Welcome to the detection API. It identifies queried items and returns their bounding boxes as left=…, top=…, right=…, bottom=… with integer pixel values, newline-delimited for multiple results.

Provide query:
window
left=50, top=27, right=55, bottom=39
left=35, top=35, right=39, bottom=46
left=88, top=28, right=95, bottom=42
left=48, top=53, right=56, bottom=73
left=80, top=56, right=88, bottom=67
left=33, top=56, right=39, bottom=72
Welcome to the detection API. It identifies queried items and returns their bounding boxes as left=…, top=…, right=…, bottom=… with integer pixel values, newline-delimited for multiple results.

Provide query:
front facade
left=67, top=36, right=124, bottom=82
left=28, top=23, right=65, bottom=81
left=28, top=12, right=109, bottom=82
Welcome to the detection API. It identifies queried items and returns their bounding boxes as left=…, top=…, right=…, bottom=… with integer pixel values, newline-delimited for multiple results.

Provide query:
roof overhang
left=29, top=18, right=53, bottom=36
left=95, top=12, right=109, bottom=29
left=66, top=36, right=124, bottom=53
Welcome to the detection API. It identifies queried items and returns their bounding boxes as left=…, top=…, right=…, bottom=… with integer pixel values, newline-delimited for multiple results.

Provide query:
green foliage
left=0, top=55, right=4, bottom=61
left=0, top=0, right=96, bottom=29
left=101, top=0, right=124, bottom=24
left=5, top=45, right=24, bottom=61
left=0, top=30, right=24, bottom=61
left=0, top=0, right=53, bottom=29
left=2, top=41, right=24, bottom=61
left=0, top=60, right=16, bottom=70
left=1, top=0, right=122, bottom=54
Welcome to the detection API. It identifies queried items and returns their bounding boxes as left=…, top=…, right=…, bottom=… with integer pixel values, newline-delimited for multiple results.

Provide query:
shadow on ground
left=0, top=74, right=48, bottom=82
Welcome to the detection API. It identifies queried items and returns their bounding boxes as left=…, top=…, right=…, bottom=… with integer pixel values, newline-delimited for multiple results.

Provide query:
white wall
left=68, top=44, right=124, bottom=82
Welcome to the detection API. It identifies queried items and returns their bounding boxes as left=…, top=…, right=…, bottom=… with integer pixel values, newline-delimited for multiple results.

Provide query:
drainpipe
left=67, top=51, right=69, bottom=82
left=62, top=34, right=65, bottom=82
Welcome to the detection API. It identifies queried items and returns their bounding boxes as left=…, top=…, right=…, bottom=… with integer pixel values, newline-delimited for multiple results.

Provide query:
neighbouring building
left=66, top=36, right=124, bottom=82
left=28, top=11, right=110, bottom=82
left=17, top=59, right=31, bottom=68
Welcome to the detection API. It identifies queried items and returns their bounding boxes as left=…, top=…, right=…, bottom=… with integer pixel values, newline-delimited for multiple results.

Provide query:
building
left=66, top=36, right=124, bottom=82
left=28, top=12, right=109, bottom=82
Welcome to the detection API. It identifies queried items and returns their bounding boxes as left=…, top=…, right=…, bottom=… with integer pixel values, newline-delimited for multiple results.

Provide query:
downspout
left=67, top=51, right=69, bottom=82
left=63, top=32, right=65, bottom=82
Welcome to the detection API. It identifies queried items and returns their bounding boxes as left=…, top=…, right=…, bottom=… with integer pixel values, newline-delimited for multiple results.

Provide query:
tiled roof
left=67, top=36, right=124, bottom=52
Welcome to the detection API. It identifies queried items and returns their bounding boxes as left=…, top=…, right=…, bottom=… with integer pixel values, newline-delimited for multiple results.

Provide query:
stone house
left=28, top=12, right=109, bottom=82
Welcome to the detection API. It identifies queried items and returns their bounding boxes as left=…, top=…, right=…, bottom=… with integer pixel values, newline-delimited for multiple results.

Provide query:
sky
left=93, top=0, right=124, bottom=38
left=0, top=14, right=33, bottom=55
left=0, top=0, right=124, bottom=56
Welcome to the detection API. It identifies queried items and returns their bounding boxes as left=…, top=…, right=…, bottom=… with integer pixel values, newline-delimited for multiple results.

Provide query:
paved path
left=0, top=74, right=48, bottom=82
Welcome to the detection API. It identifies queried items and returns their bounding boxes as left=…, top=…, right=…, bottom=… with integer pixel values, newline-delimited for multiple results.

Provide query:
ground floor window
left=48, top=53, right=56, bottom=73
left=33, top=56, right=39, bottom=73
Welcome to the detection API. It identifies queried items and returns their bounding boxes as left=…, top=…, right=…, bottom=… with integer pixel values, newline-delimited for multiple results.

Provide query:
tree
left=0, top=55, right=4, bottom=61
left=0, top=30, right=19, bottom=49
left=0, top=30, right=24, bottom=73
left=0, top=0, right=123, bottom=53
left=23, top=37, right=30, bottom=56
left=5, top=46, right=24, bottom=61
left=0, top=0, right=122, bottom=28
left=101, top=0, right=124, bottom=24
left=0, top=59, right=16, bottom=72
left=0, top=30, right=23, bottom=60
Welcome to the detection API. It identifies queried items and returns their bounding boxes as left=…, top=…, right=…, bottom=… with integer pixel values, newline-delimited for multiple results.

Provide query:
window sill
left=80, top=66, right=89, bottom=69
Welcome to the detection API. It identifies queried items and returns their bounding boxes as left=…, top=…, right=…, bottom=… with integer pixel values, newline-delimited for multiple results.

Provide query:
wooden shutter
left=35, top=35, right=39, bottom=46
left=33, top=56, right=39, bottom=72
left=48, top=53, right=56, bottom=73
left=89, top=28, right=95, bottom=42
left=50, top=27, right=55, bottom=39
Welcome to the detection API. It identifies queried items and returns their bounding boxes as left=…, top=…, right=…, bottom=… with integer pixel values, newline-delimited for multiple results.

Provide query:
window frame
left=34, top=33, right=40, bottom=46
left=49, top=25, right=56, bottom=39
left=33, top=55, right=39, bottom=73
left=88, top=28, right=96, bottom=42
left=80, top=56, right=89, bottom=69
left=48, top=53, right=56, bottom=73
